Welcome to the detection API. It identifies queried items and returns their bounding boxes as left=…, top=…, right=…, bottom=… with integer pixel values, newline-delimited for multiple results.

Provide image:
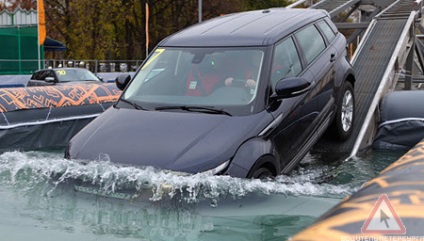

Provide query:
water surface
left=0, top=149, right=404, bottom=240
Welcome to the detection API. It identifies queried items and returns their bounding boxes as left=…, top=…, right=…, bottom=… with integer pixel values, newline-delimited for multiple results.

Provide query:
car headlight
left=206, top=160, right=230, bottom=175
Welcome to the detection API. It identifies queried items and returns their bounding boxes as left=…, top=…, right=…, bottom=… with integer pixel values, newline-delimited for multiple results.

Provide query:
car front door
left=270, top=23, right=336, bottom=174
left=268, top=36, right=316, bottom=172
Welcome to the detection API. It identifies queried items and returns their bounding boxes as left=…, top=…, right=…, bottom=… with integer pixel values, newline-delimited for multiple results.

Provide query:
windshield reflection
left=56, top=69, right=100, bottom=82
left=123, top=47, right=264, bottom=115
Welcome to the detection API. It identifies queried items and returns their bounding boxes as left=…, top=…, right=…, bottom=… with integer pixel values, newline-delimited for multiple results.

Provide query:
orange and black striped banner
left=0, top=83, right=121, bottom=112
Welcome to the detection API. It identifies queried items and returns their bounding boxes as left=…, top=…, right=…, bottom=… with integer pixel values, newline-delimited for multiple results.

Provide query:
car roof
left=35, top=68, right=88, bottom=72
left=159, top=8, right=329, bottom=47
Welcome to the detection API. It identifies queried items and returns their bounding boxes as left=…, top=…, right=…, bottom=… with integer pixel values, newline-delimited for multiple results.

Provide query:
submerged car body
left=27, top=68, right=102, bottom=86
left=66, top=8, right=356, bottom=178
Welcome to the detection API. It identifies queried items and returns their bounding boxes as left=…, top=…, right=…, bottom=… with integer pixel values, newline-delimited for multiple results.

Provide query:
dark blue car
left=66, top=8, right=356, bottom=178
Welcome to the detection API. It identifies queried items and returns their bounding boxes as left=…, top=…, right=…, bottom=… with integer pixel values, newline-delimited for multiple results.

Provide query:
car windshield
left=122, top=47, right=265, bottom=115
left=56, top=69, right=100, bottom=82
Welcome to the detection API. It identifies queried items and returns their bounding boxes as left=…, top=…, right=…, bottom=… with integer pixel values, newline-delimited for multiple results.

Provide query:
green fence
left=0, top=27, right=44, bottom=74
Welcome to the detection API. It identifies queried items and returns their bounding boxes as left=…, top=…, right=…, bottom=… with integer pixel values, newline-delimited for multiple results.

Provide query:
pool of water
left=0, top=148, right=405, bottom=241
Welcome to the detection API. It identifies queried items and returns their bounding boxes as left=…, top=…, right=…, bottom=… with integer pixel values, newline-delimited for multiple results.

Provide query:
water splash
left=0, top=150, right=356, bottom=203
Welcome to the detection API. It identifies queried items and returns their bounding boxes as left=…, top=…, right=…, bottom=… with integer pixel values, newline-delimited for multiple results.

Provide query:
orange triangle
left=362, top=194, right=406, bottom=234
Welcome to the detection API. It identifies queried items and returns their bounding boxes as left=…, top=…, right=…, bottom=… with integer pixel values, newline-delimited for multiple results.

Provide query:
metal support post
left=405, top=28, right=416, bottom=90
left=198, top=0, right=202, bottom=23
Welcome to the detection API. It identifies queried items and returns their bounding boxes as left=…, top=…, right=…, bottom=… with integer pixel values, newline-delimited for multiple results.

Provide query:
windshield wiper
left=119, top=99, right=147, bottom=110
left=156, top=105, right=232, bottom=116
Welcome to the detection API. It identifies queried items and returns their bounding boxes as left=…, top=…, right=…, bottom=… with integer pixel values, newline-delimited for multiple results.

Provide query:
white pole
left=37, top=0, right=41, bottom=70
left=198, top=0, right=202, bottom=23
left=145, top=1, right=149, bottom=57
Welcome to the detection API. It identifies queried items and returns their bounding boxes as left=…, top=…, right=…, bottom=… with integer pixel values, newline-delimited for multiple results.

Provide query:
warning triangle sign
left=362, top=194, right=406, bottom=234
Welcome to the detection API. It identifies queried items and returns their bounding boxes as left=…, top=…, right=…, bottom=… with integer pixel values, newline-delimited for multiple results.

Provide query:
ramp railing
left=349, top=4, right=419, bottom=157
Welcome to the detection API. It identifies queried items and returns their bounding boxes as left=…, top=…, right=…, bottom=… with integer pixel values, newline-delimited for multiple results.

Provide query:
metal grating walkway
left=311, top=0, right=361, bottom=18
left=348, top=19, right=409, bottom=150
left=313, top=0, right=419, bottom=155
left=380, top=0, right=421, bottom=18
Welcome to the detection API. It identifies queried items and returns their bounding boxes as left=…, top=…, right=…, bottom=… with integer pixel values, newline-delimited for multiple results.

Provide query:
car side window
left=31, top=72, right=39, bottom=80
left=37, top=71, right=49, bottom=81
left=295, top=24, right=326, bottom=64
left=46, top=70, right=55, bottom=79
left=317, top=20, right=336, bottom=43
left=271, top=37, right=302, bottom=87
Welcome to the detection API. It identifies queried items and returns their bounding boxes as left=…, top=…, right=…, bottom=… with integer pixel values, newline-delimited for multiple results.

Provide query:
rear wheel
left=331, top=81, right=355, bottom=141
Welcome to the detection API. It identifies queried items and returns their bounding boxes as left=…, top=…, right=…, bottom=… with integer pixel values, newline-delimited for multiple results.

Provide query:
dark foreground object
left=374, top=90, right=424, bottom=150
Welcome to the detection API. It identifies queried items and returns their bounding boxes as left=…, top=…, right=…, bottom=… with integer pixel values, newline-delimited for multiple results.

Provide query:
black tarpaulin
left=373, top=91, right=424, bottom=150
left=374, top=119, right=424, bottom=150
left=0, top=104, right=113, bottom=151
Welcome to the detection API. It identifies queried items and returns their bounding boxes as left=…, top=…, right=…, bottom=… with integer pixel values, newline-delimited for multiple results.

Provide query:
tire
left=248, top=167, right=273, bottom=179
left=330, top=81, right=355, bottom=141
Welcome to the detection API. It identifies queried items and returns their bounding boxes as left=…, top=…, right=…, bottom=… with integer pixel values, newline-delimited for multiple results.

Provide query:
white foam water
left=0, top=150, right=356, bottom=203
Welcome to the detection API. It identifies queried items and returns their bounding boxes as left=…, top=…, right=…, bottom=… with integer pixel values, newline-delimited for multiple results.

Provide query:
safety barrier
left=0, top=83, right=120, bottom=112
left=0, top=83, right=121, bottom=150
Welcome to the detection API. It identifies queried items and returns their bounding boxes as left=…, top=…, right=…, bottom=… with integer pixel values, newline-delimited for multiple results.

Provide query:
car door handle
left=330, top=53, right=336, bottom=62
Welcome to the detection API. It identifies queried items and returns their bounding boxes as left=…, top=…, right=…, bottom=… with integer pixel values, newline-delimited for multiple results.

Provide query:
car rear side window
left=271, top=37, right=302, bottom=86
left=317, top=20, right=336, bottom=43
left=295, top=24, right=326, bottom=64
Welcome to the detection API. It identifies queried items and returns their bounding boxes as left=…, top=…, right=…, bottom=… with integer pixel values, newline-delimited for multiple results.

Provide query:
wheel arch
left=246, top=154, right=279, bottom=178
left=226, top=137, right=280, bottom=178
left=345, top=72, right=356, bottom=87
left=335, top=57, right=356, bottom=88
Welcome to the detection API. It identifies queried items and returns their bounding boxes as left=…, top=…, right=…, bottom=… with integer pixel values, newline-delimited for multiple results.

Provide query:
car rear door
left=295, top=21, right=336, bottom=113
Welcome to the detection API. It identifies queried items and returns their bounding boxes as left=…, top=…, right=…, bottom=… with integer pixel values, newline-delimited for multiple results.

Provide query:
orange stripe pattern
left=0, top=83, right=121, bottom=112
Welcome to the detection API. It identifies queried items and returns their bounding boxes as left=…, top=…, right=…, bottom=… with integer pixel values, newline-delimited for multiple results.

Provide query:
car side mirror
left=45, top=77, right=56, bottom=84
left=115, top=74, right=131, bottom=90
left=273, top=77, right=311, bottom=99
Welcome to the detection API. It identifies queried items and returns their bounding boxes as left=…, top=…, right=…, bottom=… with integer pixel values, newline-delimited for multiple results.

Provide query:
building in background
left=0, top=5, right=65, bottom=74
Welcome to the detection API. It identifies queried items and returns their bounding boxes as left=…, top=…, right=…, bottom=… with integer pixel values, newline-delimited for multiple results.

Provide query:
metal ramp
left=349, top=13, right=416, bottom=156
left=311, top=0, right=361, bottom=18
left=311, top=0, right=423, bottom=156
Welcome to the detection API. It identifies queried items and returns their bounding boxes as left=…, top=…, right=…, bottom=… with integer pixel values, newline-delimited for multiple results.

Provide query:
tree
left=0, top=0, right=33, bottom=11
left=245, top=0, right=290, bottom=9
left=41, top=0, right=291, bottom=60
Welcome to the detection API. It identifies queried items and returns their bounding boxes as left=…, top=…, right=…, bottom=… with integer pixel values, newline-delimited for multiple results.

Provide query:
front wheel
left=248, top=167, right=273, bottom=179
left=331, top=81, right=355, bottom=141
left=246, top=156, right=277, bottom=179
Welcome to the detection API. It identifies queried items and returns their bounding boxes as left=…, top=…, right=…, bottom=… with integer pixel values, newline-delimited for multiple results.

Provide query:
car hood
left=68, top=107, right=272, bottom=173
